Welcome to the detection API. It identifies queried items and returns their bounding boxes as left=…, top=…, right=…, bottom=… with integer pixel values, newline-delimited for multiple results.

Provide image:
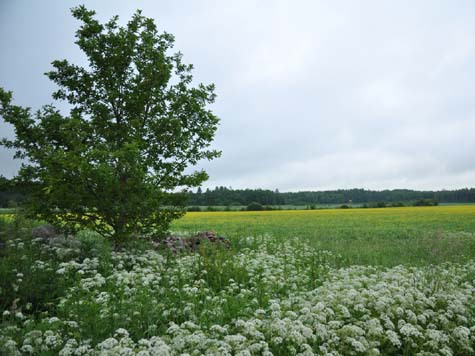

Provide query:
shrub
left=246, top=202, right=264, bottom=211
left=413, top=199, right=439, bottom=206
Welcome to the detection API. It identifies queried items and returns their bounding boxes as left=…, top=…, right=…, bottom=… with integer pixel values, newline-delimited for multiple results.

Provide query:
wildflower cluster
left=1, top=233, right=475, bottom=355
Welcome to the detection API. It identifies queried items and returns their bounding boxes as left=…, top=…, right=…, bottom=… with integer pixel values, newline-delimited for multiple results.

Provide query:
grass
left=172, top=205, right=475, bottom=266
left=1, top=205, right=475, bottom=354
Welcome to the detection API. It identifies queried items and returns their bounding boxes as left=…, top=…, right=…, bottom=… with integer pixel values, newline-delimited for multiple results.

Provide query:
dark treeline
left=188, top=187, right=475, bottom=206
left=1, top=175, right=475, bottom=208
left=0, top=176, right=29, bottom=208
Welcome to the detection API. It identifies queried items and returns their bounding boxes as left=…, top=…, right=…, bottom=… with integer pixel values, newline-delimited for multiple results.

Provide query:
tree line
left=187, top=187, right=475, bottom=206
left=2, top=177, right=474, bottom=208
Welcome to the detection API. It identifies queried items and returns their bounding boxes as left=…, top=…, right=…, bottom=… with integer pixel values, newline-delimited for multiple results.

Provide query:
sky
left=1, top=0, right=475, bottom=192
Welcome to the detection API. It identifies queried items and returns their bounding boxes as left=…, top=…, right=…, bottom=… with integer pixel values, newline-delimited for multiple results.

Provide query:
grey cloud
left=1, top=1, right=474, bottom=191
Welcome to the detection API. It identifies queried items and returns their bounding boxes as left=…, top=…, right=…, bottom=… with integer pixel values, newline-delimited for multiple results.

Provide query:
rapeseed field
left=173, top=206, right=475, bottom=265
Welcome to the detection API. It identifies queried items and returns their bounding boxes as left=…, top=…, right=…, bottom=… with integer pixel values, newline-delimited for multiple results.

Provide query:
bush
left=246, top=202, right=264, bottom=211
left=368, top=201, right=387, bottom=208
left=413, top=199, right=439, bottom=206
left=0, top=218, right=80, bottom=313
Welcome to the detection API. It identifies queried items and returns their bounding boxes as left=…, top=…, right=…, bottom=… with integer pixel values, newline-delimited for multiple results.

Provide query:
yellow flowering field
left=173, top=205, right=475, bottom=265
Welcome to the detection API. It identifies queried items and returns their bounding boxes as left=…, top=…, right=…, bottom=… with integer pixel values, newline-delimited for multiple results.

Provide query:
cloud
left=1, top=0, right=475, bottom=191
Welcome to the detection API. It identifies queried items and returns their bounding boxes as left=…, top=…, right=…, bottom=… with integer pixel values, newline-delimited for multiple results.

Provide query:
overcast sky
left=1, top=1, right=475, bottom=191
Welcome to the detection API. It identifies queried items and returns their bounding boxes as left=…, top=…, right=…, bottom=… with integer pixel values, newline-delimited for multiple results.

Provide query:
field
left=1, top=206, right=475, bottom=354
left=173, top=206, right=475, bottom=266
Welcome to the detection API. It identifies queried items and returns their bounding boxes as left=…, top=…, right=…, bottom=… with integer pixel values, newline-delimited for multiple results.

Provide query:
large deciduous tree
left=0, top=6, right=220, bottom=243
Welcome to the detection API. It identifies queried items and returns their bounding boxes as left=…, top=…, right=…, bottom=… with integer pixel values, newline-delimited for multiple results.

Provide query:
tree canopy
left=0, top=6, right=220, bottom=242
left=186, top=187, right=475, bottom=206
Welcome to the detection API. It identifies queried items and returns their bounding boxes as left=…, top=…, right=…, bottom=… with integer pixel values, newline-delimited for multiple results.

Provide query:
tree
left=0, top=6, right=220, bottom=243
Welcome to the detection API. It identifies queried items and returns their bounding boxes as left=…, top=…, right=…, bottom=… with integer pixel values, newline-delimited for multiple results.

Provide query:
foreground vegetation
left=1, top=206, right=475, bottom=354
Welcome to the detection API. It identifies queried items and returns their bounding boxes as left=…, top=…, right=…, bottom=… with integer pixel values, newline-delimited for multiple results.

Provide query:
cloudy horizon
left=1, top=1, right=475, bottom=192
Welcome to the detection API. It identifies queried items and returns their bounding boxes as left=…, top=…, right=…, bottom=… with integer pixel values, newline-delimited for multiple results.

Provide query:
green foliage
left=2, top=224, right=475, bottom=354
left=186, top=187, right=475, bottom=206
left=413, top=198, right=439, bottom=206
left=0, top=6, right=220, bottom=242
left=0, top=216, right=103, bottom=314
left=0, top=176, right=28, bottom=208
left=372, top=201, right=387, bottom=208
left=246, top=202, right=263, bottom=211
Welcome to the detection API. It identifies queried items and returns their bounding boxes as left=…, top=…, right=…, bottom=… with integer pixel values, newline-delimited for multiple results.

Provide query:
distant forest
left=1, top=175, right=474, bottom=208
left=187, top=187, right=475, bottom=206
